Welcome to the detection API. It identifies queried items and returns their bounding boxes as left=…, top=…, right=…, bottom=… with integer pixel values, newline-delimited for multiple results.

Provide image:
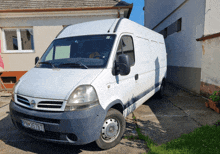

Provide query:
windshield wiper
left=58, top=61, right=88, bottom=69
left=38, top=62, right=56, bottom=68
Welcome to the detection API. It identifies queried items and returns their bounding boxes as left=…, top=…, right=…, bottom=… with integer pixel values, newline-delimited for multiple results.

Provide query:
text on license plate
left=21, top=119, right=45, bottom=132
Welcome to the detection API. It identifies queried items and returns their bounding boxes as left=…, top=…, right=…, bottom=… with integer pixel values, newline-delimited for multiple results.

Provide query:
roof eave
left=126, top=3, right=133, bottom=18
left=0, top=5, right=133, bottom=16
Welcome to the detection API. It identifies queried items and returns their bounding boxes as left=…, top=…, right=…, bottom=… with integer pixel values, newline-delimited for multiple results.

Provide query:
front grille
left=38, top=101, right=63, bottom=109
left=12, top=110, right=60, bottom=124
left=17, top=95, right=30, bottom=106
left=15, top=94, right=64, bottom=111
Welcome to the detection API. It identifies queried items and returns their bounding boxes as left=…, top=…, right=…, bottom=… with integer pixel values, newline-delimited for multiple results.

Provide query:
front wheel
left=96, top=108, right=126, bottom=150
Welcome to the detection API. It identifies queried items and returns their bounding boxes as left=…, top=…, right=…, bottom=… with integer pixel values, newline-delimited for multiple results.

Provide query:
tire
left=95, top=108, right=126, bottom=150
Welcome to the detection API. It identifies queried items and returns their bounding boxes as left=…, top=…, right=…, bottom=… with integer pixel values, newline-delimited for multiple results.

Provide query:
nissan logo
left=30, top=100, right=36, bottom=108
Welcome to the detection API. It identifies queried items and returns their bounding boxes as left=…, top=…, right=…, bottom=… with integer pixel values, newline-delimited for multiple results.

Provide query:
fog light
left=66, top=133, right=78, bottom=142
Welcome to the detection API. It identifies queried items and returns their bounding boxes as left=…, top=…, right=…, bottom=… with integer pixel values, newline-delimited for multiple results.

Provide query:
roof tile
left=0, top=0, right=130, bottom=10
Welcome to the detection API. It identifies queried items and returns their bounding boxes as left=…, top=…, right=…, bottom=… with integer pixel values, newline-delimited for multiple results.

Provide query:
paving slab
left=165, top=82, right=220, bottom=126
left=0, top=97, right=11, bottom=108
left=0, top=91, right=12, bottom=108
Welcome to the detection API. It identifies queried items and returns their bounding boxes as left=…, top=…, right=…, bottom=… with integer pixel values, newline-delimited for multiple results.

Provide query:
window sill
left=2, top=50, right=35, bottom=54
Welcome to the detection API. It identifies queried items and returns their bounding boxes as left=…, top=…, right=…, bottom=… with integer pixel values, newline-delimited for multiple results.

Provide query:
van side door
left=112, top=35, right=139, bottom=115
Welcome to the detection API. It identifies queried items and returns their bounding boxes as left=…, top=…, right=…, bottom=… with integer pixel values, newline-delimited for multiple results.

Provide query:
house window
left=164, top=28, right=168, bottom=38
left=167, top=18, right=182, bottom=36
left=2, top=28, right=34, bottom=53
left=177, top=18, right=182, bottom=32
left=159, top=18, right=182, bottom=38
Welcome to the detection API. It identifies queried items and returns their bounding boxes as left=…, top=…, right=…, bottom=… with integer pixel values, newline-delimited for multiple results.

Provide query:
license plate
left=21, top=119, right=45, bottom=132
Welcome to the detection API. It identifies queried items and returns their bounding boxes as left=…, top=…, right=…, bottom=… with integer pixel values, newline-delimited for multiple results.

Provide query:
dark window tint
left=164, top=28, right=168, bottom=38
left=159, top=18, right=182, bottom=38
left=167, top=18, right=182, bottom=36
left=177, top=18, right=182, bottom=32
left=21, top=29, right=34, bottom=50
left=116, top=35, right=135, bottom=66
left=4, top=30, right=18, bottom=50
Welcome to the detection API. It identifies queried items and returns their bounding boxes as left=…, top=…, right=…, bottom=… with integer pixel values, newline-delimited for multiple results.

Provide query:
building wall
left=204, top=0, right=220, bottom=35
left=0, top=29, right=3, bottom=72
left=0, top=13, right=118, bottom=27
left=144, top=0, right=206, bottom=93
left=199, top=0, right=220, bottom=96
left=144, top=0, right=186, bottom=29
left=200, top=37, right=220, bottom=97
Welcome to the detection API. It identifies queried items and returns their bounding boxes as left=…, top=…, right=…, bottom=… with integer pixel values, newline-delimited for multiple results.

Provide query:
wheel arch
left=105, top=99, right=124, bottom=115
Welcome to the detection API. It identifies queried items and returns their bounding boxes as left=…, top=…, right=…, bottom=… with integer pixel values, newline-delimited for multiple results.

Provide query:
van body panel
left=91, top=68, right=134, bottom=111
left=16, top=68, right=103, bottom=100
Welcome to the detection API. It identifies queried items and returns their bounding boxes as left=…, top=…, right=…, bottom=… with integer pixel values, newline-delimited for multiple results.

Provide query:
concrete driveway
left=128, top=82, right=220, bottom=146
left=0, top=82, right=220, bottom=153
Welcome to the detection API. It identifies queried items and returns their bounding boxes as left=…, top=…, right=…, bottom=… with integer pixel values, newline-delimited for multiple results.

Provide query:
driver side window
left=45, top=47, right=53, bottom=61
left=116, top=35, right=135, bottom=66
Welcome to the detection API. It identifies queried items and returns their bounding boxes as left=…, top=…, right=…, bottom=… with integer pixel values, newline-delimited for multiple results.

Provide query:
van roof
left=56, top=18, right=164, bottom=43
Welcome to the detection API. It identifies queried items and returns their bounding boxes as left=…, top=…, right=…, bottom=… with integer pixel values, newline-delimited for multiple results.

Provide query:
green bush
left=209, top=90, right=220, bottom=102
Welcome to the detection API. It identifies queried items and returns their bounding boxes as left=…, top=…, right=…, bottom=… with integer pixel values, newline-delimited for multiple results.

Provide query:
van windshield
left=36, top=34, right=116, bottom=69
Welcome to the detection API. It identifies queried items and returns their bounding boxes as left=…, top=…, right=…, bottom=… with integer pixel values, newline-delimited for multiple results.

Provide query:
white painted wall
left=0, top=29, right=3, bottom=72
left=204, top=0, right=220, bottom=35
left=0, top=15, right=118, bottom=27
left=144, top=0, right=186, bottom=29
left=201, top=37, right=220, bottom=87
left=145, top=0, right=206, bottom=68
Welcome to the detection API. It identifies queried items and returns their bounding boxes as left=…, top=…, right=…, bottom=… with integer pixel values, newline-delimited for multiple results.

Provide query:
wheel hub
left=102, top=118, right=119, bottom=141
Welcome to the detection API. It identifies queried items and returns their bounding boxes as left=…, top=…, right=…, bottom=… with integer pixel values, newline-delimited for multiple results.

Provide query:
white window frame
left=2, top=28, right=34, bottom=53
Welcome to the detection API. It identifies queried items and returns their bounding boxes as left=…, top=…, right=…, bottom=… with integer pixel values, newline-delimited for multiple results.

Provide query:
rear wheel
left=96, top=108, right=126, bottom=150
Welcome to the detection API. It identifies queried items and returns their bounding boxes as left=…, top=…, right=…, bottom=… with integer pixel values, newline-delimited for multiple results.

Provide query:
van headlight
left=12, top=80, right=20, bottom=102
left=65, top=85, right=99, bottom=111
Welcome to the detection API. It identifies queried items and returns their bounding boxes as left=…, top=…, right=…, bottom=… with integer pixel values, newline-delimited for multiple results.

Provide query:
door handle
left=135, top=74, right=138, bottom=80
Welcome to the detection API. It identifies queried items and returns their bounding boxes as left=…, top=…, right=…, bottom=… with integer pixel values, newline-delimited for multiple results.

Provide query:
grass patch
left=136, top=127, right=158, bottom=147
left=148, top=124, right=220, bottom=154
left=124, top=135, right=139, bottom=140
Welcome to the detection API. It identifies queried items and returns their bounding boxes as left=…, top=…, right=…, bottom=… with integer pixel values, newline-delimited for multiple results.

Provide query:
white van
left=10, top=18, right=167, bottom=149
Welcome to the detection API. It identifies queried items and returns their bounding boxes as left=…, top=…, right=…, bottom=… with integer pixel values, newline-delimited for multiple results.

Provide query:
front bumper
left=10, top=100, right=106, bottom=145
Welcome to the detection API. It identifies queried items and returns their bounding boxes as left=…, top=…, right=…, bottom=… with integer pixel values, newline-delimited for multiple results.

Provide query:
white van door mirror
left=118, top=54, right=130, bottom=75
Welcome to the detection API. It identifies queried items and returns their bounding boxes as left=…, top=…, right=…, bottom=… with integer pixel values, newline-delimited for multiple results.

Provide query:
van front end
left=9, top=91, right=106, bottom=145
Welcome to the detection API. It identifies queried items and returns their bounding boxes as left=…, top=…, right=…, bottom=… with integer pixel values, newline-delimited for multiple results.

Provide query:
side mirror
left=118, top=54, right=130, bottom=76
left=35, top=57, right=39, bottom=65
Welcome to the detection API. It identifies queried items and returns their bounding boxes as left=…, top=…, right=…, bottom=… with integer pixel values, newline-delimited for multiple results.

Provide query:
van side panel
left=117, top=19, right=164, bottom=44
left=132, top=36, right=155, bottom=101
left=91, top=68, right=134, bottom=113
left=124, top=35, right=167, bottom=112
